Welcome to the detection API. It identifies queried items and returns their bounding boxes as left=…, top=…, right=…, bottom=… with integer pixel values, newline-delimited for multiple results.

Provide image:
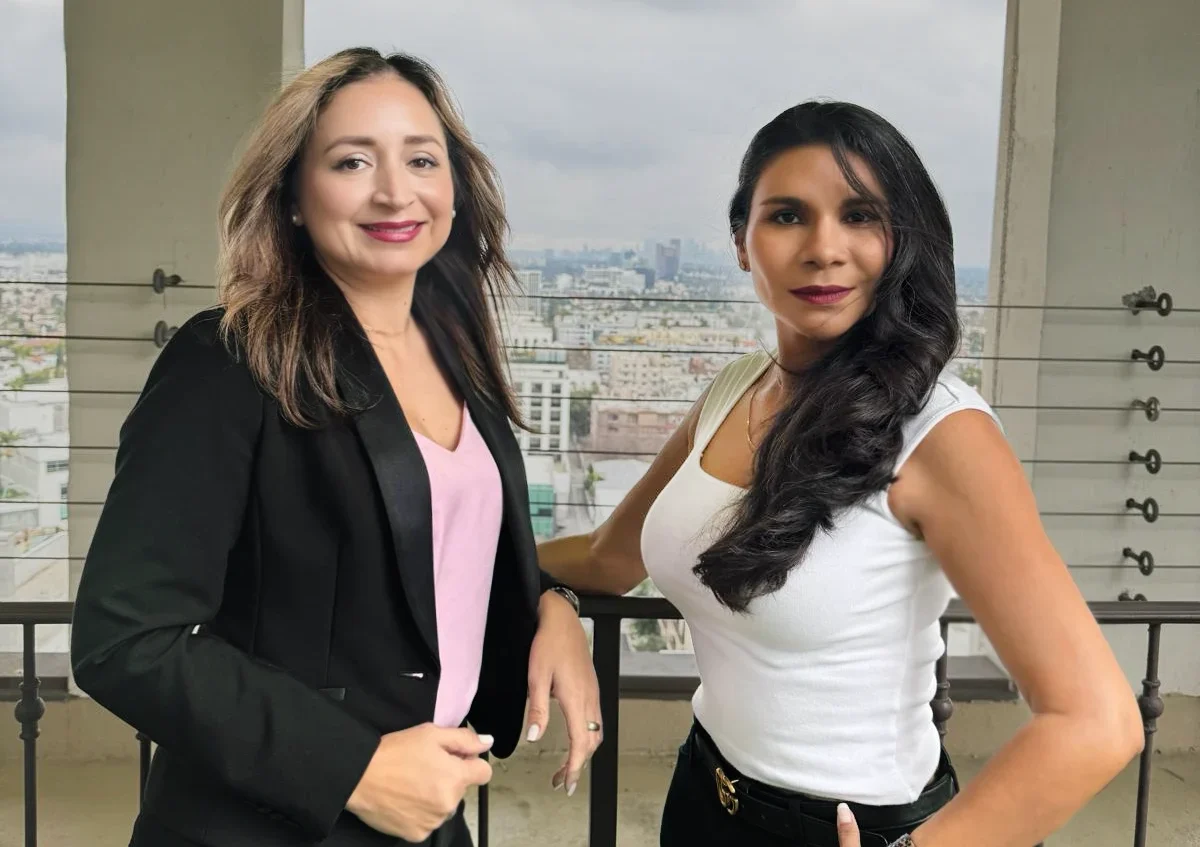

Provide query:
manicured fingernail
left=478, top=734, right=494, bottom=748
left=567, top=781, right=577, bottom=797
left=837, top=803, right=852, bottom=825
left=527, top=724, right=540, bottom=742
left=552, top=776, right=563, bottom=790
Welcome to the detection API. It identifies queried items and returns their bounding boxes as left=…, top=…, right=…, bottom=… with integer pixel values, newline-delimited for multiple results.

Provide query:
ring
left=586, top=721, right=601, bottom=732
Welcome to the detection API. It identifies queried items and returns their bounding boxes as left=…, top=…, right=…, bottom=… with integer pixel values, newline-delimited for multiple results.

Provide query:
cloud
left=0, top=0, right=1006, bottom=265
left=305, top=0, right=1007, bottom=264
left=607, top=0, right=784, bottom=13
left=0, top=1, right=65, bottom=140
left=0, top=0, right=66, bottom=240
left=0, top=134, right=64, bottom=239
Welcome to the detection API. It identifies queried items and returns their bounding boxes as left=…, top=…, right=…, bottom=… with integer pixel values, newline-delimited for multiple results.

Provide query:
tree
left=570, top=386, right=597, bottom=439
left=0, top=430, right=20, bottom=448
left=582, top=463, right=603, bottom=499
left=626, top=579, right=667, bottom=652
left=0, top=483, right=29, bottom=500
left=957, top=362, right=982, bottom=389
left=0, top=430, right=26, bottom=499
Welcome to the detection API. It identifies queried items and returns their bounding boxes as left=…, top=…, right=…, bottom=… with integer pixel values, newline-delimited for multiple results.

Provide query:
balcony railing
left=3, top=597, right=1199, bottom=847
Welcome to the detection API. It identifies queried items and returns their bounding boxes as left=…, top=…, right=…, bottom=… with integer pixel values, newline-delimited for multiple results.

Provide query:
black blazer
left=70, top=299, right=555, bottom=846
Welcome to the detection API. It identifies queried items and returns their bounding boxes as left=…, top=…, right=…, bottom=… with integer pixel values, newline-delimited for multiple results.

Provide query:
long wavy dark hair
left=694, top=101, right=960, bottom=612
left=217, top=48, right=520, bottom=428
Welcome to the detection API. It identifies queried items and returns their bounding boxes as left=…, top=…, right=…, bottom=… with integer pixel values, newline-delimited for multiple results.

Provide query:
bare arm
left=890, top=411, right=1143, bottom=847
left=538, top=387, right=709, bottom=595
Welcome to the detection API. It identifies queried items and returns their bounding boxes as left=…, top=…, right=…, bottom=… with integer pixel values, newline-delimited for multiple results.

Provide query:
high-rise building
left=581, top=266, right=645, bottom=294
left=515, top=269, right=543, bottom=292
left=655, top=240, right=681, bottom=281
left=508, top=361, right=572, bottom=462
left=523, top=454, right=557, bottom=540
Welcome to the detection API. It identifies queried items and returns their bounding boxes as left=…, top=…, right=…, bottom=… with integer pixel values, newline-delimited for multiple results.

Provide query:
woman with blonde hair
left=71, top=47, right=601, bottom=847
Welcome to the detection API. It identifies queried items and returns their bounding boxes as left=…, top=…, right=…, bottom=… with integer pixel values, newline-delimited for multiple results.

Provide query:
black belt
left=688, top=722, right=957, bottom=845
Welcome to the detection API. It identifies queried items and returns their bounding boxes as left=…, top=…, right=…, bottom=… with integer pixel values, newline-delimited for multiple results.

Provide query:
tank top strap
left=694, top=351, right=772, bottom=452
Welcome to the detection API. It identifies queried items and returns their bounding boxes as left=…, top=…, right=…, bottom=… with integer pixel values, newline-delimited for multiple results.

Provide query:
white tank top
left=640, top=351, right=1002, bottom=804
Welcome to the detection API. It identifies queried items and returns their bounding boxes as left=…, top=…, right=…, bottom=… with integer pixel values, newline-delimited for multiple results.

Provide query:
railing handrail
left=574, top=595, right=1200, bottom=625
left=4, top=597, right=1200, bottom=629
left=0, top=602, right=74, bottom=626
left=3, top=594, right=1198, bottom=847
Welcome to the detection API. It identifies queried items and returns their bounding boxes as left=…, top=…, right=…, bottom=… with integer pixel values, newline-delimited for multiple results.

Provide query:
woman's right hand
left=346, top=723, right=494, bottom=841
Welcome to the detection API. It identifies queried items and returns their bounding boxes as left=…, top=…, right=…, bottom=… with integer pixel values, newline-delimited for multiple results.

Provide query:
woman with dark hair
left=70, top=48, right=600, bottom=847
left=539, top=101, right=1142, bottom=846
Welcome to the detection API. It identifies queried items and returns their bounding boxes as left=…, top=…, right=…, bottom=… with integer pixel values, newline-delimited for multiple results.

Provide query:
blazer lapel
left=334, top=322, right=440, bottom=670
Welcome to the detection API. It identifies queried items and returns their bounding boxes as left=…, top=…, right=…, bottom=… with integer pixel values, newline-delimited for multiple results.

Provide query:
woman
left=70, top=48, right=601, bottom=847
left=539, top=101, right=1143, bottom=847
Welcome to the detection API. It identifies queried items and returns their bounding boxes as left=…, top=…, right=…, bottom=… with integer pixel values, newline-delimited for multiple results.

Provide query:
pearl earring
left=291, top=212, right=302, bottom=226
left=451, top=209, right=457, bottom=219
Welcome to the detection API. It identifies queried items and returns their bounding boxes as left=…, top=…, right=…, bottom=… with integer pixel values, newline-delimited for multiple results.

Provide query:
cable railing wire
left=4, top=442, right=1199, bottom=471
left=2, top=332, right=1198, bottom=366
left=1, top=279, right=193, bottom=289
left=1, top=278, right=1198, bottom=313
left=2, top=554, right=1197, bottom=572
left=515, top=292, right=1200, bottom=312
left=5, top=387, right=1200, bottom=416
left=4, top=498, right=1199, bottom=518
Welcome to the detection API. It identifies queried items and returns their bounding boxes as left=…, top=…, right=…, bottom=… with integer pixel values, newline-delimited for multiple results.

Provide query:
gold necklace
left=746, top=378, right=763, bottom=451
left=360, top=324, right=406, bottom=338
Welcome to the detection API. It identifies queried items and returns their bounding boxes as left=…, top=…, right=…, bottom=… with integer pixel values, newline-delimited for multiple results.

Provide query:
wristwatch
left=886, top=836, right=915, bottom=847
left=547, top=585, right=581, bottom=616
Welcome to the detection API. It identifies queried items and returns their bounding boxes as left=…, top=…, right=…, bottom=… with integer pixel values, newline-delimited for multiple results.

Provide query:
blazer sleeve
left=539, top=567, right=566, bottom=597
left=70, top=313, right=380, bottom=840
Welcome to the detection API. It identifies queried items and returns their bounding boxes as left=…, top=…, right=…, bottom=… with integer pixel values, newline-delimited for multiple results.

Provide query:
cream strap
left=695, top=352, right=771, bottom=448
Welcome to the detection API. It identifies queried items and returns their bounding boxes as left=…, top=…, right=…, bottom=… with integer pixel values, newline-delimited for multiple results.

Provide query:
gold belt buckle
left=714, top=766, right=739, bottom=815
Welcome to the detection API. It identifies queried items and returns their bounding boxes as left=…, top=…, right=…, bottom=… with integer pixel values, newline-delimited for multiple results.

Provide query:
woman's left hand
left=525, top=591, right=603, bottom=797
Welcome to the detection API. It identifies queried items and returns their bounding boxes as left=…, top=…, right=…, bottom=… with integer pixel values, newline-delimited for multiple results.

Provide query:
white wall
left=1039, top=0, right=1200, bottom=694
left=986, top=0, right=1200, bottom=695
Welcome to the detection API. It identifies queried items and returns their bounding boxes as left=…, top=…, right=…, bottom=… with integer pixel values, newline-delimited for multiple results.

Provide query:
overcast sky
left=1, top=0, right=1006, bottom=266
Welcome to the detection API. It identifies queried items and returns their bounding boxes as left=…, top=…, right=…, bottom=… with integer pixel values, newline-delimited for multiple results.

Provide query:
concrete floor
left=2, top=751, right=1198, bottom=846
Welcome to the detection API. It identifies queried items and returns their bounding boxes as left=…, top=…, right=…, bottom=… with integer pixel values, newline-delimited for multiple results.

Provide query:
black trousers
left=426, top=809, right=472, bottom=847
left=660, top=723, right=958, bottom=847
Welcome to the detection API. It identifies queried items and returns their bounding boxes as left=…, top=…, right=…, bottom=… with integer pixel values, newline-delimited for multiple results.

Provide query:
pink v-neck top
left=412, top=406, right=503, bottom=728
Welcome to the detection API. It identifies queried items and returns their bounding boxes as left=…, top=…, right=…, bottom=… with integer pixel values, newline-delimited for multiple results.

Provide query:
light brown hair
left=216, top=47, right=519, bottom=428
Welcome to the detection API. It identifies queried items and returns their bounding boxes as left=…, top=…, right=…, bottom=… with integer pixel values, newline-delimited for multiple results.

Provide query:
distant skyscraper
left=655, top=240, right=681, bottom=281
left=516, top=269, right=543, bottom=293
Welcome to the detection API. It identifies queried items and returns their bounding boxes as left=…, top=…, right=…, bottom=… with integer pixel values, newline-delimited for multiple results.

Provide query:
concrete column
left=980, top=0, right=1062, bottom=460
left=978, top=0, right=1199, bottom=697
left=983, top=0, right=1199, bottom=695
left=63, top=0, right=304, bottom=596
left=1036, top=0, right=1200, bottom=694
left=967, top=0, right=1062, bottom=662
